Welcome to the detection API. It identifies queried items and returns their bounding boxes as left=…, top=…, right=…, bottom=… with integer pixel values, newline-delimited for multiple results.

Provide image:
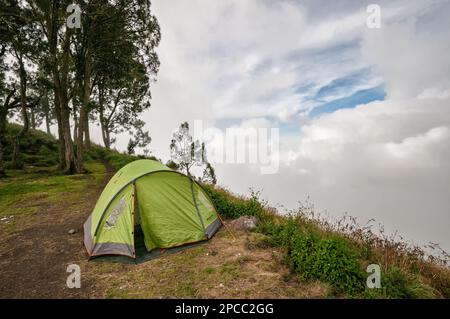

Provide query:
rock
left=68, top=229, right=76, bottom=235
left=1, top=216, right=14, bottom=223
left=229, top=216, right=258, bottom=231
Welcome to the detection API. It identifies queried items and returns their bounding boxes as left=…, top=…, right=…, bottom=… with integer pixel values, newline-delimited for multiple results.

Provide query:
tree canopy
left=0, top=0, right=160, bottom=175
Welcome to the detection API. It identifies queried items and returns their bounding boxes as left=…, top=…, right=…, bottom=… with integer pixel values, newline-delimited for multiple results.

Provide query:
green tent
left=84, top=159, right=222, bottom=259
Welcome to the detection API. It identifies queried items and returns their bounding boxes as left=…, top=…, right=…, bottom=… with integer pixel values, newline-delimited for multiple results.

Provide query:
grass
left=2, top=122, right=158, bottom=174
left=203, top=185, right=450, bottom=298
left=0, top=124, right=108, bottom=226
left=0, top=163, right=106, bottom=219
left=1, top=124, right=449, bottom=299
left=2, top=123, right=59, bottom=168
left=88, top=230, right=329, bottom=299
left=0, top=123, right=151, bottom=222
left=85, top=144, right=160, bottom=171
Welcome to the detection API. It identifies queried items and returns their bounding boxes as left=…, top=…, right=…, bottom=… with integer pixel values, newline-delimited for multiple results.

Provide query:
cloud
left=175, top=1, right=450, bottom=250
left=76, top=0, right=450, bottom=250
left=361, top=14, right=450, bottom=99
left=214, top=96, right=450, bottom=250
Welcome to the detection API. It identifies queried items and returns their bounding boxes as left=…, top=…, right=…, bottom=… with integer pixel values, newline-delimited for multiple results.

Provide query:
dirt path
left=0, top=161, right=115, bottom=298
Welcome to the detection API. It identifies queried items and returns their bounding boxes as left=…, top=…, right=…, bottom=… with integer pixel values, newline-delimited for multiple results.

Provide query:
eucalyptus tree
left=95, top=60, right=152, bottom=150
left=70, top=0, right=160, bottom=168
left=0, top=0, right=44, bottom=169
left=90, top=0, right=160, bottom=151
left=0, top=37, right=10, bottom=177
left=72, top=0, right=109, bottom=156
left=1, top=0, right=160, bottom=173
left=22, top=0, right=80, bottom=173
left=0, top=75, right=17, bottom=177
left=34, top=75, right=56, bottom=135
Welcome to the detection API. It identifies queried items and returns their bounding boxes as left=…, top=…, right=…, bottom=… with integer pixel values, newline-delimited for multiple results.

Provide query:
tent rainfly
left=83, top=159, right=222, bottom=259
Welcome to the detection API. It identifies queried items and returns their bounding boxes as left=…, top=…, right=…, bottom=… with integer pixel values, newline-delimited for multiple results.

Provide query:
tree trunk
left=100, top=120, right=110, bottom=149
left=76, top=104, right=85, bottom=165
left=60, top=30, right=79, bottom=174
left=30, top=108, right=36, bottom=130
left=101, top=125, right=110, bottom=149
left=51, top=26, right=79, bottom=174
left=53, top=89, right=66, bottom=170
left=45, top=1, right=68, bottom=171
left=45, top=114, right=51, bottom=134
left=43, top=92, right=51, bottom=135
left=0, top=107, right=7, bottom=178
left=11, top=54, right=28, bottom=169
left=0, top=90, right=18, bottom=177
left=76, top=48, right=92, bottom=166
left=0, top=135, right=4, bottom=178
left=98, top=87, right=110, bottom=149
left=73, top=110, right=78, bottom=141
left=84, top=112, right=90, bottom=148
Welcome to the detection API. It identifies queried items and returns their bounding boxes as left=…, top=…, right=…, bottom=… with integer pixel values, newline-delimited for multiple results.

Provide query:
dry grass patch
left=87, top=229, right=330, bottom=299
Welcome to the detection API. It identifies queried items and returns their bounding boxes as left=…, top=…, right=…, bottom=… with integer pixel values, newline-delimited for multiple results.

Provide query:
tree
left=35, top=77, right=55, bottom=135
left=127, top=138, right=137, bottom=155
left=0, top=87, right=18, bottom=177
left=170, top=122, right=207, bottom=177
left=202, top=162, right=217, bottom=185
left=0, top=43, right=12, bottom=177
left=73, top=0, right=160, bottom=167
left=126, top=119, right=151, bottom=155
left=0, top=0, right=43, bottom=169
left=26, top=76, right=54, bottom=131
left=72, top=1, right=113, bottom=163
left=1, top=0, right=160, bottom=173
left=90, top=1, right=159, bottom=151
left=0, top=84, right=40, bottom=177
left=24, top=0, right=80, bottom=173
left=95, top=61, right=151, bottom=149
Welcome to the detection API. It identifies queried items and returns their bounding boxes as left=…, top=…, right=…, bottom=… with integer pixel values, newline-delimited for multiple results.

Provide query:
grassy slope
left=202, top=187, right=450, bottom=298
left=0, top=124, right=449, bottom=299
left=0, top=124, right=124, bottom=219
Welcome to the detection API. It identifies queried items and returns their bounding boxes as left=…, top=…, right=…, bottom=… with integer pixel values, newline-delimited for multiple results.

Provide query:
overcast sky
left=85, top=0, right=450, bottom=251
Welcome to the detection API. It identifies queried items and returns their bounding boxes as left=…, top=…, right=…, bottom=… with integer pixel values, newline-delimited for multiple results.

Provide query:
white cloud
left=361, top=17, right=450, bottom=99
left=384, top=126, right=450, bottom=161
left=77, top=0, right=450, bottom=251
left=418, top=88, right=450, bottom=100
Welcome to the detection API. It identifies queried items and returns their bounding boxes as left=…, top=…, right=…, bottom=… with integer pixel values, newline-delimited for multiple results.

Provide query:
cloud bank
left=84, top=0, right=450, bottom=250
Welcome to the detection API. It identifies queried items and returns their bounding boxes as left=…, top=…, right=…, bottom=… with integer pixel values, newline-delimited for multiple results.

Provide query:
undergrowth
left=203, top=184, right=450, bottom=298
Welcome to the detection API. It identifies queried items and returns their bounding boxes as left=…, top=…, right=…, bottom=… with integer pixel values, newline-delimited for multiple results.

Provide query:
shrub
left=290, top=232, right=365, bottom=294
left=202, top=185, right=266, bottom=219
left=258, top=217, right=365, bottom=295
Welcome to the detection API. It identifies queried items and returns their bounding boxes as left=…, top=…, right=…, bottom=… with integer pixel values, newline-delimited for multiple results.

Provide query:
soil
left=0, top=161, right=115, bottom=298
